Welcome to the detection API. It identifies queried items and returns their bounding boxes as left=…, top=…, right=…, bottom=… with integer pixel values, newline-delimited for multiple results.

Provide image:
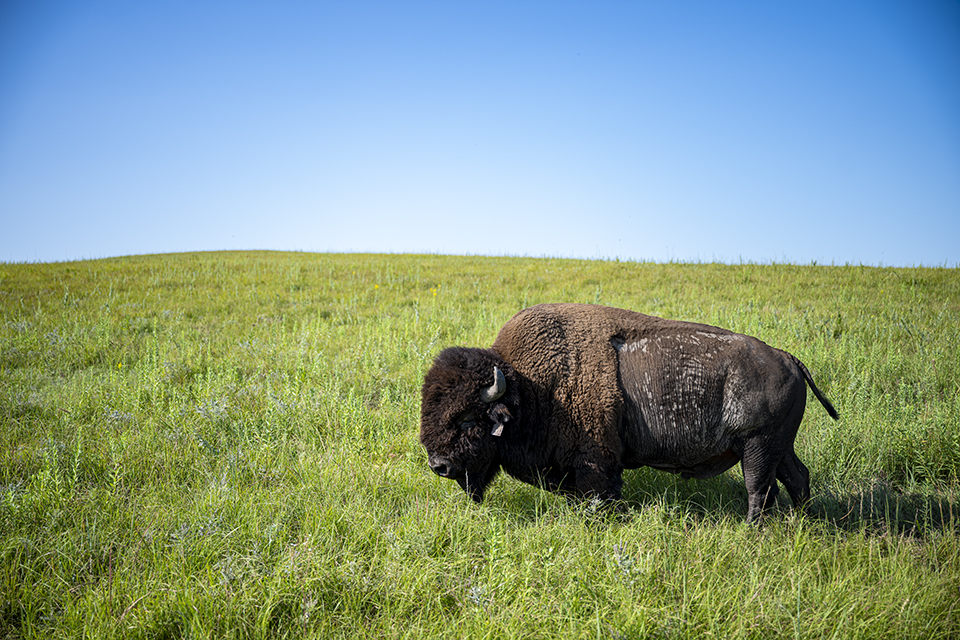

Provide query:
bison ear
left=488, top=403, right=513, bottom=437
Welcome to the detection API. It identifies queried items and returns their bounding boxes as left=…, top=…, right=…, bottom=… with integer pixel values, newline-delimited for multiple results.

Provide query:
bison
left=419, top=303, right=838, bottom=522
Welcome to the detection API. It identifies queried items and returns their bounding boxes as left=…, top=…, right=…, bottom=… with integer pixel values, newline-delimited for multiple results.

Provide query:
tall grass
left=1, top=251, right=958, bottom=638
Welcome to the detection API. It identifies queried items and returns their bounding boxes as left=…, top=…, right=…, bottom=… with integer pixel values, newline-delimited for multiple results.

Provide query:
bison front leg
left=573, top=458, right=624, bottom=503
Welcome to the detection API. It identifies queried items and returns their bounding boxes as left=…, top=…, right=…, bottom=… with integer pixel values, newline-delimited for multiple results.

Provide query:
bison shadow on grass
left=447, top=466, right=959, bottom=538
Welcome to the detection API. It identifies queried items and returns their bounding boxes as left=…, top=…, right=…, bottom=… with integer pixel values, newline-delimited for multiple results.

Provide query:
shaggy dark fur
left=419, top=303, right=838, bottom=522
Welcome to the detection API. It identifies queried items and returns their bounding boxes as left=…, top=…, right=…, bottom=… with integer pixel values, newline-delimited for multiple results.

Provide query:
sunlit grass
left=1, top=251, right=958, bottom=638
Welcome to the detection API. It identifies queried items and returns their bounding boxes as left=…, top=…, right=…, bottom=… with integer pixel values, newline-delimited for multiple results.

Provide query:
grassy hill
left=1, top=251, right=958, bottom=638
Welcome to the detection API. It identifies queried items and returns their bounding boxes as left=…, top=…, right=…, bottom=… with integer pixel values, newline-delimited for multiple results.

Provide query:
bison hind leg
left=740, top=441, right=783, bottom=523
left=776, top=450, right=810, bottom=508
left=744, top=478, right=780, bottom=524
left=742, top=446, right=810, bottom=523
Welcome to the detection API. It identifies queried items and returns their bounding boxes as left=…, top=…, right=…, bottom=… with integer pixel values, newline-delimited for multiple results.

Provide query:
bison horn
left=480, top=366, right=506, bottom=403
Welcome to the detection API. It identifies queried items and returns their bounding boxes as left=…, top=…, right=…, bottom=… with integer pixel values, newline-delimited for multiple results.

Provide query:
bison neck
left=495, top=376, right=577, bottom=493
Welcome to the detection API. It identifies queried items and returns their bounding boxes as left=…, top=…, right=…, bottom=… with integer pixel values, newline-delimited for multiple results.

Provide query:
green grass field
left=2, top=251, right=958, bottom=638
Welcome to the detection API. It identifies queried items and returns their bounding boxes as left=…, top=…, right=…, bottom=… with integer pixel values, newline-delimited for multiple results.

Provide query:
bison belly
left=646, top=449, right=740, bottom=480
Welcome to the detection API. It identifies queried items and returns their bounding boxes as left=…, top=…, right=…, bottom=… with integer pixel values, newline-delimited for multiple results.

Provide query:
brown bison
left=419, top=303, right=838, bottom=522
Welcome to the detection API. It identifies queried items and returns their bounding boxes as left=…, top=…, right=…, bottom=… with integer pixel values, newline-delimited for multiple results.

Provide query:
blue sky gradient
left=2, top=0, right=958, bottom=265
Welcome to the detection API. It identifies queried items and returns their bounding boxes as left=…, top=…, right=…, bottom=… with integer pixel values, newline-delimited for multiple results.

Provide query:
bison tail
left=790, top=354, right=840, bottom=421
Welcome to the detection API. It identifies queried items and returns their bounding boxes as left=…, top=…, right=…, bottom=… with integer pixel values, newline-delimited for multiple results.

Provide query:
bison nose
left=428, top=457, right=452, bottom=477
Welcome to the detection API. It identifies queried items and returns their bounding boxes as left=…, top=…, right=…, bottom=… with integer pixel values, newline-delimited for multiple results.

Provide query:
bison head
left=419, top=347, right=520, bottom=503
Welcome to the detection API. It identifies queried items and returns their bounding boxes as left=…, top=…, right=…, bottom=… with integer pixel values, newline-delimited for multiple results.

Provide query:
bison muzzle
left=419, top=303, right=839, bottom=522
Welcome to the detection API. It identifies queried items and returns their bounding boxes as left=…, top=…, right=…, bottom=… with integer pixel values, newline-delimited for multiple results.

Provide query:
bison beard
left=419, top=303, right=839, bottom=522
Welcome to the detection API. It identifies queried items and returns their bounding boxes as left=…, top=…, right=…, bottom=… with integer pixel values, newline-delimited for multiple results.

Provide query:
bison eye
left=457, top=411, right=479, bottom=430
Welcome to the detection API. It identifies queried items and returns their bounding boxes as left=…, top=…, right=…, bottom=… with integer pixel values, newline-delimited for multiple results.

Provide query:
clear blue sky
left=2, top=0, right=958, bottom=266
